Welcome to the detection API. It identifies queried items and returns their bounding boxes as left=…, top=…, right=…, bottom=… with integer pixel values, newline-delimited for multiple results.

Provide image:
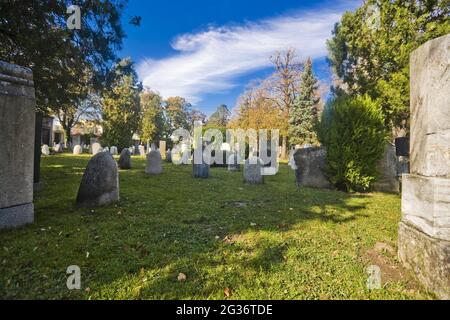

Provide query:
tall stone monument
left=0, top=61, right=35, bottom=229
left=398, top=34, right=450, bottom=299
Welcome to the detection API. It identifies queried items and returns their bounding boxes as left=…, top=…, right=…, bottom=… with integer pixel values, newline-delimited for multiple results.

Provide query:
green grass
left=0, top=154, right=433, bottom=299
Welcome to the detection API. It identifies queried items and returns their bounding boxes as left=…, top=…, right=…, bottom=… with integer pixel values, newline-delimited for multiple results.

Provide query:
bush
left=318, top=94, right=387, bottom=192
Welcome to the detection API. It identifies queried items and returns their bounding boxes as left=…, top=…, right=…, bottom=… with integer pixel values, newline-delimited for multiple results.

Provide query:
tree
left=190, top=109, right=207, bottom=125
left=101, top=58, right=142, bottom=149
left=289, top=58, right=320, bottom=146
left=140, top=90, right=167, bottom=145
left=208, top=104, right=231, bottom=127
left=327, top=0, right=449, bottom=133
left=165, top=97, right=193, bottom=132
left=318, top=94, right=387, bottom=192
left=268, top=49, right=303, bottom=157
left=0, top=0, right=133, bottom=112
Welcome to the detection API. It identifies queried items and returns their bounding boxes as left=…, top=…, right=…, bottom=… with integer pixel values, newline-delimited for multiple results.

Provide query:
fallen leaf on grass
left=177, top=273, right=187, bottom=282
left=224, top=287, right=232, bottom=298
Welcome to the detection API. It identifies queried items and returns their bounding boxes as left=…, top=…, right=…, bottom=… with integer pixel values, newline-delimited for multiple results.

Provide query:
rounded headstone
left=110, top=146, right=118, bottom=155
left=76, top=152, right=119, bottom=207
left=244, top=157, right=264, bottom=184
left=41, top=144, right=50, bottom=156
left=53, top=143, right=62, bottom=153
left=91, top=142, right=102, bottom=155
left=73, top=145, right=83, bottom=155
left=118, top=148, right=131, bottom=169
left=104, top=146, right=109, bottom=153
left=145, top=150, right=163, bottom=174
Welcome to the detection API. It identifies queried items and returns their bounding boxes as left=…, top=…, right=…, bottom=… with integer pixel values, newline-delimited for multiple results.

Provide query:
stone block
left=293, top=147, right=332, bottom=189
left=401, top=174, right=450, bottom=241
left=0, top=61, right=35, bottom=229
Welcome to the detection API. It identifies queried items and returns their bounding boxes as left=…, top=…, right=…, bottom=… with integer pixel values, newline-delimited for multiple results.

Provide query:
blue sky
left=119, top=0, right=360, bottom=115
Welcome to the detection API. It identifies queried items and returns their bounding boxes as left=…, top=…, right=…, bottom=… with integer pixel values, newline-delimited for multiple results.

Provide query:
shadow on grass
left=0, top=154, right=388, bottom=299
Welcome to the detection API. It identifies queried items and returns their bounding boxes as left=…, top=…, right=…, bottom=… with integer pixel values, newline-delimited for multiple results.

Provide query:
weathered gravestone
left=76, top=152, right=119, bottom=207
left=91, top=142, right=102, bottom=155
left=193, top=149, right=210, bottom=178
left=227, top=152, right=240, bottom=171
left=166, top=149, right=172, bottom=163
left=110, top=146, right=118, bottom=155
left=118, top=148, right=131, bottom=169
left=53, top=143, right=62, bottom=153
left=293, top=147, right=332, bottom=189
left=244, top=157, right=264, bottom=184
left=139, top=145, right=146, bottom=156
left=103, top=146, right=109, bottom=153
left=0, top=61, right=35, bottom=229
left=145, top=150, right=163, bottom=174
left=41, top=144, right=50, bottom=156
left=398, top=34, right=450, bottom=300
left=373, top=143, right=400, bottom=193
left=73, top=145, right=83, bottom=155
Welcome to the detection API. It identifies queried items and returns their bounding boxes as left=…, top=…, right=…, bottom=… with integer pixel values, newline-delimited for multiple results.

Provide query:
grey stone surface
left=244, top=157, right=264, bottom=184
left=166, top=149, right=172, bottom=163
left=401, top=174, right=450, bottom=241
left=193, top=163, right=210, bottom=178
left=76, top=152, right=119, bottom=207
left=293, top=147, right=332, bottom=189
left=118, top=148, right=131, bottom=169
left=91, top=142, right=102, bottom=155
left=53, top=143, right=62, bottom=153
left=0, top=203, right=34, bottom=230
left=227, top=152, right=240, bottom=171
left=145, top=150, right=163, bottom=174
left=398, top=35, right=450, bottom=300
left=410, top=34, right=450, bottom=177
left=373, top=143, right=400, bottom=193
left=398, top=221, right=450, bottom=299
left=41, top=144, right=50, bottom=156
left=110, top=146, right=118, bottom=155
left=0, top=60, right=35, bottom=229
left=139, top=145, right=146, bottom=156
left=73, top=145, right=82, bottom=155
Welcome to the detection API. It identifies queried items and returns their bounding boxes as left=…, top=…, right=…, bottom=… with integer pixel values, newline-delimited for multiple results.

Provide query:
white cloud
left=136, top=4, right=356, bottom=104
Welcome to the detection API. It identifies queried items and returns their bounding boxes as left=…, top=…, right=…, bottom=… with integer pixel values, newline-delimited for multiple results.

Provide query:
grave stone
left=0, top=61, right=35, bottom=229
left=91, top=142, right=102, bottom=155
left=41, top=144, right=50, bottom=156
left=118, top=148, right=131, bottom=169
left=293, top=147, right=332, bottom=189
left=110, top=146, right=118, bottom=155
left=244, top=157, right=264, bottom=184
left=145, top=150, right=163, bottom=174
left=398, top=35, right=450, bottom=299
left=73, top=145, right=83, bottom=155
left=76, top=152, right=119, bottom=207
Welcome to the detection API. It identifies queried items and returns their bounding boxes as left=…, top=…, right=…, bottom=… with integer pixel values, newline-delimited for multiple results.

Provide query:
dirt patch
left=363, top=242, right=419, bottom=290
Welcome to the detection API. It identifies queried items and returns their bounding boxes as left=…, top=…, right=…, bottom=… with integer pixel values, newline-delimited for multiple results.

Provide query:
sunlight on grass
left=0, top=154, right=432, bottom=299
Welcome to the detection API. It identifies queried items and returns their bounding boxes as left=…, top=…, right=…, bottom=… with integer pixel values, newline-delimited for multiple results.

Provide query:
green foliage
left=318, top=94, right=387, bottom=192
left=0, top=0, right=130, bottom=113
left=327, top=0, right=450, bottom=131
left=288, top=58, right=320, bottom=146
left=165, top=97, right=193, bottom=132
left=101, top=59, right=141, bottom=149
left=140, top=90, right=167, bottom=144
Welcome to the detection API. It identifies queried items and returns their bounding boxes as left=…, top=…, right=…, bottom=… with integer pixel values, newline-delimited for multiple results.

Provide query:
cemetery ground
left=0, top=155, right=434, bottom=300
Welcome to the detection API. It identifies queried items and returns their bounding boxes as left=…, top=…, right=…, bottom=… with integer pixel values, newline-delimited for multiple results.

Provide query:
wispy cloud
left=137, top=3, right=357, bottom=104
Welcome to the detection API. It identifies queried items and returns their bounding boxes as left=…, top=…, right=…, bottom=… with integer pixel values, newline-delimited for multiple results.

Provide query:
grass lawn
left=0, top=154, right=433, bottom=299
